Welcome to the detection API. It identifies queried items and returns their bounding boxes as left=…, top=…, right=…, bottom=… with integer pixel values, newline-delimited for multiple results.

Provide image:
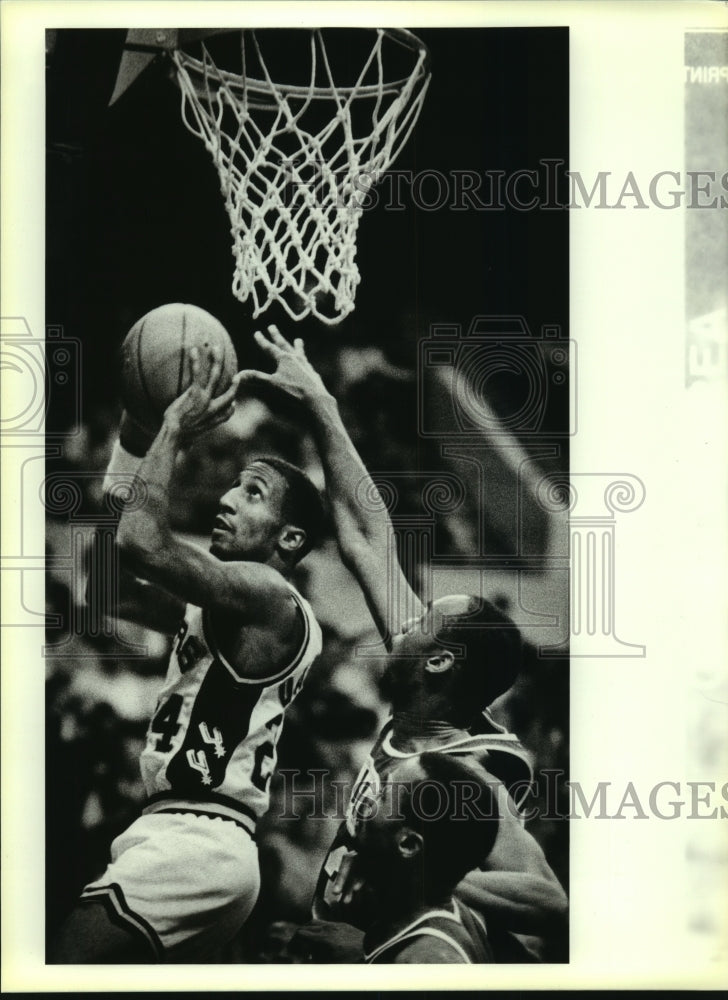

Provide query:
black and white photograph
left=42, top=20, right=570, bottom=967
left=1, top=0, right=727, bottom=991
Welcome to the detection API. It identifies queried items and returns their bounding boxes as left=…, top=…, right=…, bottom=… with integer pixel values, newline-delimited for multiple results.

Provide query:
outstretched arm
left=116, top=348, right=295, bottom=632
left=240, top=327, right=424, bottom=646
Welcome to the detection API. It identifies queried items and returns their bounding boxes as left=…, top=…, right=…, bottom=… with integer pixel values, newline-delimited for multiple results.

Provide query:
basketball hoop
left=170, top=29, right=430, bottom=326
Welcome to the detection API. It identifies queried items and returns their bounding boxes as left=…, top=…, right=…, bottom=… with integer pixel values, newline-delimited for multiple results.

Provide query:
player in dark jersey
left=354, top=753, right=499, bottom=964
left=52, top=347, right=326, bottom=963
left=241, top=328, right=568, bottom=962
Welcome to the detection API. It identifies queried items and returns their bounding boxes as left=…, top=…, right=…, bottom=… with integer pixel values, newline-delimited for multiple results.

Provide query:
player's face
left=382, top=595, right=472, bottom=698
left=352, top=759, right=427, bottom=888
left=210, top=461, right=289, bottom=561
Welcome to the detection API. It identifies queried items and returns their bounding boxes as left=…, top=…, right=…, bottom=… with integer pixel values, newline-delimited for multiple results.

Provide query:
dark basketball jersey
left=312, top=712, right=534, bottom=926
left=364, top=898, right=493, bottom=963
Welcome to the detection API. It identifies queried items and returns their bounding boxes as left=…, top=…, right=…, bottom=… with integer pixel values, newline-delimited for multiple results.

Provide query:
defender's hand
left=163, top=346, right=239, bottom=442
left=238, top=325, right=330, bottom=406
left=327, top=849, right=366, bottom=908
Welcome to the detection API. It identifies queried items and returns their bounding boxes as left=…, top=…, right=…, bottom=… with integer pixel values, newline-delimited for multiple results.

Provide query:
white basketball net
left=172, top=30, right=430, bottom=325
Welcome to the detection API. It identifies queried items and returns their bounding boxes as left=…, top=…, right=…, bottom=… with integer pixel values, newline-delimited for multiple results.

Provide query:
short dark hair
left=251, top=455, right=327, bottom=563
left=399, top=753, right=499, bottom=900
left=436, top=596, right=522, bottom=711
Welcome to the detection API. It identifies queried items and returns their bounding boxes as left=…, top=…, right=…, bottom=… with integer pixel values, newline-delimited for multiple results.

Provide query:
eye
left=247, top=484, right=262, bottom=499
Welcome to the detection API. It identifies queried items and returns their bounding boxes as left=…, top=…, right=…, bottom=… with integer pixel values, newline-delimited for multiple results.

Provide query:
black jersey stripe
left=201, top=587, right=312, bottom=687
left=144, top=791, right=258, bottom=827
left=163, top=655, right=265, bottom=793
left=80, top=882, right=164, bottom=960
left=144, top=805, right=257, bottom=839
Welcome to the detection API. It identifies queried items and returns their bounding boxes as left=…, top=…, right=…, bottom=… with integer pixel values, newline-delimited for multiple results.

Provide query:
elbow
left=527, top=874, right=569, bottom=930
left=547, top=879, right=569, bottom=925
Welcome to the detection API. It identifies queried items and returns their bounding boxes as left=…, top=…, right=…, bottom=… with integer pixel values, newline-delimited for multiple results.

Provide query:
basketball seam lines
left=177, top=309, right=187, bottom=400
left=135, top=318, right=157, bottom=421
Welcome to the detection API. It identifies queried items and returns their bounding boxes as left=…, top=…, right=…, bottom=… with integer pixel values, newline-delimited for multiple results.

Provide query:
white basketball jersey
left=140, top=584, right=321, bottom=838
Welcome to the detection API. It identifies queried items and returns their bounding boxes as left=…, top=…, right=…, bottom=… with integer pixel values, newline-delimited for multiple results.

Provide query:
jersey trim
left=80, top=882, right=164, bottom=961
left=481, top=707, right=509, bottom=733
left=368, top=927, right=472, bottom=963
left=201, top=587, right=311, bottom=687
left=379, top=725, right=534, bottom=809
left=143, top=793, right=257, bottom=837
left=142, top=805, right=257, bottom=840
left=364, top=902, right=473, bottom=963
left=469, top=907, right=487, bottom=936
left=381, top=727, right=526, bottom=759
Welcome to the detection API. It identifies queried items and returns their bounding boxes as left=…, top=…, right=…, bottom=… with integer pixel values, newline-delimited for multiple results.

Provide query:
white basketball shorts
left=81, top=811, right=260, bottom=961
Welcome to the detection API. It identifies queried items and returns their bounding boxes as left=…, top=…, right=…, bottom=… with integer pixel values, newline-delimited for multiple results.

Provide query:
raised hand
left=330, top=848, right=366, bottom=907
left=163, top=345, right=240, bottom=442
left=238, top=325, right=330, bottom=406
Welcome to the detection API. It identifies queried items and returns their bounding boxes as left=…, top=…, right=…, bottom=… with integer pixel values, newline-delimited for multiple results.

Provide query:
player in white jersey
left=240, top=329, right=568, bottom=962
left=52, top=348, right=325, bottom=963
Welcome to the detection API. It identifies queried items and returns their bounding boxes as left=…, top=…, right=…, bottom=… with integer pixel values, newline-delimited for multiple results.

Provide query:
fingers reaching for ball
left=253, top=324, right=299, bottom=359
left=164, top=345, right=240, bottom=442
left=186, top=344, right=225, bottom=397
left=247, top=325, right=329, bottom=405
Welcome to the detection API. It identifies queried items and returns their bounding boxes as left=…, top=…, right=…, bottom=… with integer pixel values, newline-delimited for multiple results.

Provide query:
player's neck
left=264, top=550, right=292, bottom=578
left=391, top=710, right=466, bottom=744
left=370, top=888, right=454, bottom=938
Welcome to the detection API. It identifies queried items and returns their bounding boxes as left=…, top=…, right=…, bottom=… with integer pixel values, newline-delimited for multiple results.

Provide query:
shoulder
left=217, top=561, right=306, bottom=628
left=208, top=578, right=319, bottom=682
left=388, top=933, right=468, bottom=964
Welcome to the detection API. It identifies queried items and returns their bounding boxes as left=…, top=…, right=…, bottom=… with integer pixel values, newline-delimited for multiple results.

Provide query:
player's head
left=382, top=594, right=522, bottom=726
left=352, top=753, right=499, bottom=906
left=210, top=455, right=326, bottom=566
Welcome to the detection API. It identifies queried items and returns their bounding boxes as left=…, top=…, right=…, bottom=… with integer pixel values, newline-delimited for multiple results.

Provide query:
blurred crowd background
left=45, top=348, right=570, bottom=961
left=45, top=27, right=570, bottom=961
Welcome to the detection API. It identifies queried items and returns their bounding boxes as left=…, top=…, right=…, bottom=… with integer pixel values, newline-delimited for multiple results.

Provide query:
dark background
left=45, top=26, right=569, bottom=963
left=46, top=27, right=568, bottom=435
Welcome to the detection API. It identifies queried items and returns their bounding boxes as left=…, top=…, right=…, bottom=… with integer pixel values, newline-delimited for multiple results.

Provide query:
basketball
left=119, top=303, right=238, bottom=432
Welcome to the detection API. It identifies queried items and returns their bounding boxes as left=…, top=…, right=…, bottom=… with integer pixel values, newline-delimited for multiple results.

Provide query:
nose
left=218, top=491, right=236, bottom=514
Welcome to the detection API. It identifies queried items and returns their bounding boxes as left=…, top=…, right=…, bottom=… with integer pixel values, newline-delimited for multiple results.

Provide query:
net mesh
left=172, top=29, right=430, bottom=325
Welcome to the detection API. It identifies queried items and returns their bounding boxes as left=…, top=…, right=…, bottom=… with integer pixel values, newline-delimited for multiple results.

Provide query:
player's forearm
left=306, top=392, right=423, bottom=640
left=306, top=392, right=393, bottom=551
left=455, top=870, right=568, bottom=935
left=117, top=417, right=181, bottom=563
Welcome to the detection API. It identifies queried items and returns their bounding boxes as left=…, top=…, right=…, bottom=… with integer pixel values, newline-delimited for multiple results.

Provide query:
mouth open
left=212, top=515, right=231, bottom=534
